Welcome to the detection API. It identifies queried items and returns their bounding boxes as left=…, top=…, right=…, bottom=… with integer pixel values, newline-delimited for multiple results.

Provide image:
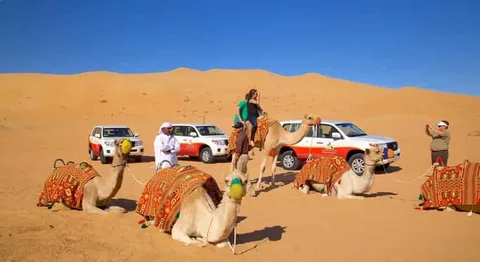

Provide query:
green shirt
left=233, top=100, right=248, bottom=124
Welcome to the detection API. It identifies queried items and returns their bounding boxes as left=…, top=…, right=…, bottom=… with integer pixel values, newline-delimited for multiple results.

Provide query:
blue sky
left=1, top=0, right=479, bottom=96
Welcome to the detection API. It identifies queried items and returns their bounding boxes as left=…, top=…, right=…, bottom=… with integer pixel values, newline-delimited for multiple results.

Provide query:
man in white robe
left=154, top=122, right=180, bottom=172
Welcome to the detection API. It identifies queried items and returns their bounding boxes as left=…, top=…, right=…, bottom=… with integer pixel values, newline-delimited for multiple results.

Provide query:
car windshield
left=336, top=123, right=367, bottom=137
left=103, top=128, right=134, bottom=137
left=196, top=126, right=224, bottom=136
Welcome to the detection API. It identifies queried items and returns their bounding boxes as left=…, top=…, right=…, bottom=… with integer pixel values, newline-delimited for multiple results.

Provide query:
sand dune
left=0, top=68, right=479, bottom=261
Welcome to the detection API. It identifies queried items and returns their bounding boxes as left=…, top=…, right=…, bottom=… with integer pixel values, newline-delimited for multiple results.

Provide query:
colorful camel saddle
left=419, top=160, right=480, bottom=209
left=136, top=165, right=223, bottom=233
left=293, top=155, right=351, bottom=195
left=37, top=160, right=100, bottom=210
left=226, top=116, right=278, bottom=155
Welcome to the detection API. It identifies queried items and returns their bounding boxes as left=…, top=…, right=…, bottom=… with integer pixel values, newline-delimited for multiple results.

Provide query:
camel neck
left=100, top=156, right=127, bottom=200
left=208, top=193, right=239, bottom=243
left=280, top=122, right=312, bottom=145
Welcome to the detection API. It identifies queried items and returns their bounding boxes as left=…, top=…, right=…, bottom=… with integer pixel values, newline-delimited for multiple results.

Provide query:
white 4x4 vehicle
left=274, top=119, right=401, bottom=175
left=88, top=125, right=144, bottom=164
left=171, top=123, right=229, bottom=164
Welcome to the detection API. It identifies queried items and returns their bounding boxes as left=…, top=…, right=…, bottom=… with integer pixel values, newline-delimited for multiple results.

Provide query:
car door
left=312, top=124, right=342, bottom=156
left=172, top=125, right=188, bottom=156
left=289, top=123, right=316, bottom=159
left=185, top=126, right=200, bottom=155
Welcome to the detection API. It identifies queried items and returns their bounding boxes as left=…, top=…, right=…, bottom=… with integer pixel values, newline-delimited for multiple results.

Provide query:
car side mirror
left=332, top=132, right=342, bottom=139
left=189, top=132, right=198, bottom=137
left=94, top=133, right=101, bottom=138
left=134, top=133, right=139, bottom=137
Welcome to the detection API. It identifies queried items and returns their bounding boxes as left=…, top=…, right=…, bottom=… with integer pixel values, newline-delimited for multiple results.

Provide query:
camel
left=298, top=146, right=384, bottom=199
left=171, top=169, right=248, bottom=247
left=256, top=114, right=319, bottom=189
left=37, top=139, right=132, bottom=214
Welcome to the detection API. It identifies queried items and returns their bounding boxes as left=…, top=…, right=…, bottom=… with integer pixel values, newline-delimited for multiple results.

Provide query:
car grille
left=224, top=140, right=229, bottom=146
left=130, top=141, right=136, bottom=147
left=387, top=142, right=398, bottom=151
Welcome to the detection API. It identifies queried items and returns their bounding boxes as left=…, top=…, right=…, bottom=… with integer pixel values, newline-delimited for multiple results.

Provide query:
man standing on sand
left=154, top=122, right=180, bottom=172
left=425, top=120, right=451, bottom=166
left=230, top=121, right=255, bottom=196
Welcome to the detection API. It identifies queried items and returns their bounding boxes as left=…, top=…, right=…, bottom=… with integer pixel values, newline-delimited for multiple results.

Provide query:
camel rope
left=381, top=162, right=438, bottom=184
left=126, top=165, right=148, bottom=186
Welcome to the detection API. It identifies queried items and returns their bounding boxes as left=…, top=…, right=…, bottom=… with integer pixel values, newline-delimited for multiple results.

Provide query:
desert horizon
left=1, top=68, right=479, bottom=261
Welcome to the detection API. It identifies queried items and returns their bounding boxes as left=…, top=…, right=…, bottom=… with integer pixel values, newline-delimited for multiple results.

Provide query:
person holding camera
left=425, top=120, right=451, bottom=166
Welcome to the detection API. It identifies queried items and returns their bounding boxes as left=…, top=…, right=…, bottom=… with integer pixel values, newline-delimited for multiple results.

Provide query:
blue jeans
left=248, top=115, right=258, bottom=141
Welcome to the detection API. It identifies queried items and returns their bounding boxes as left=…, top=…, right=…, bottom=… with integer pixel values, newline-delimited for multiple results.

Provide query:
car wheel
left=89, top=148, right=98, bottom=160
left=200, top=147, right=215, bottom=164
left=348, top=153, right=365, bottom=176
left=100, top=149, right=109, bottom=164
left=280, top=150, right=300, bottom=170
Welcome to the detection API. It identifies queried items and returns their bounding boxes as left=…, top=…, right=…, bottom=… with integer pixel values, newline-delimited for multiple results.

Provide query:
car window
left=196, top=126, right=224, bottom=136
left=173, top=126, right=187, bottom=136
left=92, top=128, right=101, bottom=137
left=186, top=126, right=198, bottom=136
left=291, top=123, right=314, bottom=137
left=318, top=124, right=343, bottom=138
left=103, top=128, right=134, bottom=137
left=282, top=124, right=292, bottom=132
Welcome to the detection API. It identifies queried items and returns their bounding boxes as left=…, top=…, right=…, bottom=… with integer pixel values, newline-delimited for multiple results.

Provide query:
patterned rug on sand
left=226, top=116, right=278, bottom=155
left=37, top=161, right=100, bottom=209
left=136, top=165, right=223, bottom=232
left=420, top=160, right=480, bottom=209
left=293, top=155, right=351, bottom=195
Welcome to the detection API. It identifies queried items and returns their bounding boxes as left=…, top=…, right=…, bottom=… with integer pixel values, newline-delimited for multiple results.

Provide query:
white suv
left=273, top=119, right=401, bottom=175
left=171, top=123, right=229, bottom=164
left=88, top=125, right=144, bottom=164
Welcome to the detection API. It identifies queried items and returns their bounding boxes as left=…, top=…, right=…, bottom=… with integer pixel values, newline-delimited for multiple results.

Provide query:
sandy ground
left=0, top=68, right=479, bottom=262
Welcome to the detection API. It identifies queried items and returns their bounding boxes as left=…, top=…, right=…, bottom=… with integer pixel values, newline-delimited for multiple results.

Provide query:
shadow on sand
left=251, top=172, right=298, bottom=195
left=230, top=225, right=287, bottom=255
left=361, top=192, right=398, bottom=198
left=110, top=198, right=138, bottom=212
left=376, top=165, right=403, bottom=175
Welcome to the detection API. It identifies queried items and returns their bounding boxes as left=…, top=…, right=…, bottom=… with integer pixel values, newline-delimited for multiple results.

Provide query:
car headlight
left=212, top=140, right=226, bottom=146
left=104, top=141, right=115, bottom=147
left=136, top=141, right=143, bottom=146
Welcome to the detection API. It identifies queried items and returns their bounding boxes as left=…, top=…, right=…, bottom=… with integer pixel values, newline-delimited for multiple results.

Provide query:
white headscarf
left=437, top=121, right=448, bottom=127
left=159, top=122, right=173, bottom=134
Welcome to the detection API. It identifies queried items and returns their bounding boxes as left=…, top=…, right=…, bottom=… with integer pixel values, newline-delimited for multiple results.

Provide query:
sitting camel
left=295, top=146, right=384, bottom=199
left=136, top=164, right=248, bottom=247
left=37, top=139, right=132, bottom=213
left=419, top=159, right=480, bottom=214
left=227, top=114, right=320, bottom=190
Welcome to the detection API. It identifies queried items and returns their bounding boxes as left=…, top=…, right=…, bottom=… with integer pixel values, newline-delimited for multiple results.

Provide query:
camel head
left=224, top=169, right=248, bottom=202
left=364, top=146, right=384, bottom=165
left=112, top=139, right=132, bottom=165
left=303, top=114, right=322, bottom=126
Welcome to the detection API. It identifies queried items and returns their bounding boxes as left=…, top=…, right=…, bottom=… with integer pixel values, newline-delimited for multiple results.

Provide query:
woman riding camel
left=246, top=89, right=262, bottom=147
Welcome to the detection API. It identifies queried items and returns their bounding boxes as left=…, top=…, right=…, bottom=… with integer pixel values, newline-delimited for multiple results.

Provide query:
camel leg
left=257, top=150, right=270, bottom=190
left=269, top=148, right=281, bottom=187
left=82, top=186, right=108, bottom=214
left=82, top=201, right=108, bottom=214
left=215, top=240, right=229, bottom=248
left=230, top=153, right=238, bottom=172
left=106, top=205, right=127, bottom=213
left=171, top=222, right=201, bottom=246
left=300, top=184, right=310, bottom=194
left=337, top=194, right=365, bottom=200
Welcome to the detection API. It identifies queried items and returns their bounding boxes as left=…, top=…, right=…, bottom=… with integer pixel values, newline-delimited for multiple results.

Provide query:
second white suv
left=272, top=119, right=401, bottom=175
left=171, top=123, right=229, bottom=164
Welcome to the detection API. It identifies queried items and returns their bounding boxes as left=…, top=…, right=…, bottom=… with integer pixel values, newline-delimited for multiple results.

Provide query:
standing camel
left=257, top=114, right=319, bottom=189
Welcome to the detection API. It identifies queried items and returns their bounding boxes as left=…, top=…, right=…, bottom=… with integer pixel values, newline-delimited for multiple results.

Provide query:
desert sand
left=0, top=68, right=479, bottom=262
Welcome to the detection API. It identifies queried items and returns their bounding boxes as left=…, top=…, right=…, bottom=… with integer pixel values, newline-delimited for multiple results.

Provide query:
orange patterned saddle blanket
left=226, top=116, right=278, bottom=155
left=136, top=165, right=223, bottom=233
left=37, top=161, right=100, bottom=210
left=293, top=155, right=351, bottom=195
left=419, top=160, right=480, bottom=209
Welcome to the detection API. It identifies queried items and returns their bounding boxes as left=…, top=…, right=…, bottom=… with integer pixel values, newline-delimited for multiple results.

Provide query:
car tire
left=348, top=153, right=365, bottom=176
left=200, top=147, right=215, bottom=164
left=100, top=148, right=109, bottom=164
left=280, top=150, right=300, bottom=170
left=89, top=148, right=98, bottom=160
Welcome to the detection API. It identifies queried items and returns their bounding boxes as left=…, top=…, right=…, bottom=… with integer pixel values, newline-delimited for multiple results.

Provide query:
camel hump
left=135, top=165, right=223, bottom=232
